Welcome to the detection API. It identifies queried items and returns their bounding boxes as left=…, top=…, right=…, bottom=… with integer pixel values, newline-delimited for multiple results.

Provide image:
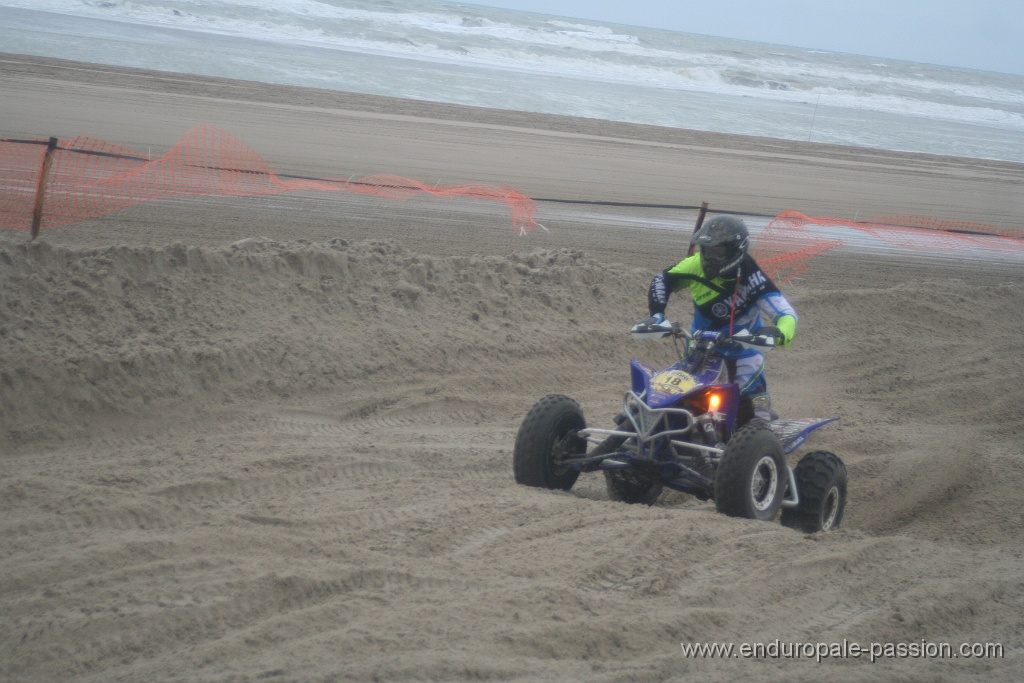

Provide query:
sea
left=2, top=0, right=1023, bottom=164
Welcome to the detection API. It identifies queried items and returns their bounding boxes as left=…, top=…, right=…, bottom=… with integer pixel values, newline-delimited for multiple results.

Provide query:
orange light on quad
left=708, top=393, right=721, bottom=412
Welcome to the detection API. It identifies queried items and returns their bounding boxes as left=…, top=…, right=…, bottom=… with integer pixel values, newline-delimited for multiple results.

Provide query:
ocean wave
left=12, top=0, right=1019, bottom=123
left=3, top=0, right=1023, bottom=158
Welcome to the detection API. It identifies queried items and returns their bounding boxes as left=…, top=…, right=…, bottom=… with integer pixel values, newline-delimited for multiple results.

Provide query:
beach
left=2, top=53, right=1023, bottom=682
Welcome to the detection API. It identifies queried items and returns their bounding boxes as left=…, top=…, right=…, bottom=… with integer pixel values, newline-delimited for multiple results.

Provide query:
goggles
left=701, top=244, right=731, bottom=263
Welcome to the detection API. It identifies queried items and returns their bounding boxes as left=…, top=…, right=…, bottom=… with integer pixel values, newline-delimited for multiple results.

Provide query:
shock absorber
left=698, top=413, right=720, bottom=445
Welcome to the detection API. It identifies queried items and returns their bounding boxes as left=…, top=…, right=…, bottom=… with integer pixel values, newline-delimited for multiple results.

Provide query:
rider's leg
left=734, top=353, right=773, bottom=422
left=749, top=393, right=774, bottom=422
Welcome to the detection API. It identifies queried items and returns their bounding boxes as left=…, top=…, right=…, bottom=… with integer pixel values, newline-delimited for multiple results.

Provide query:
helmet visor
left=701, top=244, right=730, bottom=266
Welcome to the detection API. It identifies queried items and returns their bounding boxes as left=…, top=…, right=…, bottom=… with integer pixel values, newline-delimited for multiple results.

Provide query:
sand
left=2, top=53, right=1023, bottom=682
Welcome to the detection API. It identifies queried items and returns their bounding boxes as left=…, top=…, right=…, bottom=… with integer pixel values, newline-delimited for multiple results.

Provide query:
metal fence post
left=31, top=137, right=59, bottom=240
left=688, top=201, right=709, bottom=255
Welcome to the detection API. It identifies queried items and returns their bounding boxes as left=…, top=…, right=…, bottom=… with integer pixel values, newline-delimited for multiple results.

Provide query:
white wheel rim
left=751, top=455, right=779, bottom=512
left=821, top=486, right=840, bottom=530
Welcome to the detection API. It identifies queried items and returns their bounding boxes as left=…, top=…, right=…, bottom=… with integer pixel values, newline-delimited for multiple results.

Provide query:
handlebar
left=720, top=327, right=781, bottom=349
left=630, top=317, right=782, bottom=349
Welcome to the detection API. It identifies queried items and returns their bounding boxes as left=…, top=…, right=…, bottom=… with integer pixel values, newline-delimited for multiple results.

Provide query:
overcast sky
left=467, top=0, right=1024, bottom=76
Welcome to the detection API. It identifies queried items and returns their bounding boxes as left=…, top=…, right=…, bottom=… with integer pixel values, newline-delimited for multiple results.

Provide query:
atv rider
left=646, top=215, right=797, bottom=423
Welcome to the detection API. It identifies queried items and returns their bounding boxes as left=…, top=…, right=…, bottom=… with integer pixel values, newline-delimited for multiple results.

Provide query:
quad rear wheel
left=604, top=469, right=663, bottom=506
left=513, top=395, right=585, bottom=490
left=715, top=420, right=786, bottom=521
left=593, top=422, right=664, bottom=506
left=781, top=451, right=847, bottom=532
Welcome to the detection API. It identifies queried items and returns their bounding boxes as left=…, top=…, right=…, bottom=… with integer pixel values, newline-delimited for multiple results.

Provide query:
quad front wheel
left=781, top=450, right=847, bottom=532
left=513, top=395, right=585, bottom=490
left=715, top=421, right=786, bottom=521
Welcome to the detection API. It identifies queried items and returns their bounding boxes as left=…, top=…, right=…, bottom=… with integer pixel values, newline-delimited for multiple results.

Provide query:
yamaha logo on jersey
left=712, top=302, right=731, bottom=318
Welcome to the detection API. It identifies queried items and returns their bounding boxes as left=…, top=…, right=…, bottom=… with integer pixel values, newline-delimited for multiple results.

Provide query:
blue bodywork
left=768, top=417, right=840, bottom=454
left=630, top=357, right=740, bottom=428
left=568, top=338, right=838, bottom=498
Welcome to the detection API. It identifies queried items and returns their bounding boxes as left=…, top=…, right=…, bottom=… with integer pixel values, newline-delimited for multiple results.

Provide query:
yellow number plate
left=650, top=370, right=698, bottom=395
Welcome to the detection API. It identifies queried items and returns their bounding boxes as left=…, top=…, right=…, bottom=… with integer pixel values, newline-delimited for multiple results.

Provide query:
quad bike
left=513, top=318, right=847, bottom=532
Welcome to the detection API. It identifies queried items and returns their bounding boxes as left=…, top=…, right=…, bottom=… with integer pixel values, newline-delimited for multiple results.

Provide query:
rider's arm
left=648, top=271, right=671, bottom=315
left=648, top=255, right=702, bottom=315
left=757, top=291, right=797, bottom=345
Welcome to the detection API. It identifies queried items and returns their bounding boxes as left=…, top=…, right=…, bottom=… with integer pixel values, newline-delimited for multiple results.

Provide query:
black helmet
left=696, top=215, right=749, bottom=278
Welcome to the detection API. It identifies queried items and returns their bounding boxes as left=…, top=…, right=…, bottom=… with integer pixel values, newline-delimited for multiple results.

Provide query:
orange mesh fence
left=3, top=126, right=1021, bottom=273
left=754, top=210, right=1024, bottom=282
left=0, top=125, right=540, bottom=235
left=0, top=138, right=47, bottom=231
left=866, top=215, right=1024, bottom=254
left=751, top=212, right=844, bottom=283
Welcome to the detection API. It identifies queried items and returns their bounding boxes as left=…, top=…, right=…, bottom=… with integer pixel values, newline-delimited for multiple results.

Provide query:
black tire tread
left=604, top=470, right=663, bottom=505
left=781, top=450, right=847, bottom=532
left=513, top=394, right=584, bottom=490
left=715, top=420, right=785, bottom=520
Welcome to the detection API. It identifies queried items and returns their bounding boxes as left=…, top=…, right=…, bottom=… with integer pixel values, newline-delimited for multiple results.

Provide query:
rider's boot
left=750, top=392, right=775, bottom=423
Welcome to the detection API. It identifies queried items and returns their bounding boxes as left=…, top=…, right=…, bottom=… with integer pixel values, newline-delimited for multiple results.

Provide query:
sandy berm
left=2, top=54, right=1023, bottom=681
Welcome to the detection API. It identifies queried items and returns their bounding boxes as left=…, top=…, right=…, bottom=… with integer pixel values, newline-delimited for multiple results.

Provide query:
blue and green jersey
left=648, top=253, right=797, bottom=349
